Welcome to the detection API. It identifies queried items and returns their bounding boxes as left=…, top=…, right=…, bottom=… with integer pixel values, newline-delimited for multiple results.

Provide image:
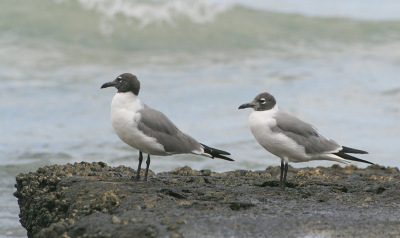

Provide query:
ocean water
left=1, top=0, right=400, bottom=236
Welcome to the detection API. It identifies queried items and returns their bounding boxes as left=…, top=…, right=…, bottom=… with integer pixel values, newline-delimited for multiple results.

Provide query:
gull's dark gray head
left=101, top=73, right=140, bottom=95
left=238, top=92, right=276, bottom=111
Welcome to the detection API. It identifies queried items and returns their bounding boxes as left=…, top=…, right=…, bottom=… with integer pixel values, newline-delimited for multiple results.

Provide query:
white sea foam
left=76, top=0, right=230, bottom=34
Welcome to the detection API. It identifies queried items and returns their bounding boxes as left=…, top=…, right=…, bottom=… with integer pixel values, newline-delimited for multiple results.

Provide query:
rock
left=14, top=162, right=400, bottom=238
left=200, top=169, right=211, bottom=176
left=111, top=216, right=121, bottom=224
left=167, top=223, right=178, bottom=231
left=160, top=219, right=170, bottom=225
left=345, top=165, right=358, bottom=170
left=169, top=232, right=182, bottom=238
left=365, top=197, right=373, bottom=202
left=129, top=218, right=137, bottom=223
left=176, top=219, right=187, bottom=225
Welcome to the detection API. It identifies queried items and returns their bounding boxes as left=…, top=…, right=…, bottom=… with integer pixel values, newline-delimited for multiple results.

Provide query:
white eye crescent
left=260, top=98, right=266, bottom=104
left=117, top=76, right=122, bottom=82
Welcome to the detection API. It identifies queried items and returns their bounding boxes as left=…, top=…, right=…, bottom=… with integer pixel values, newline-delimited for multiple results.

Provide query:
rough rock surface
left=14, top=162, right=400, bottom=238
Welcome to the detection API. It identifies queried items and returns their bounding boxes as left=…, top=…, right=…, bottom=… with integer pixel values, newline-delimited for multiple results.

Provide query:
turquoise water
left=1, top=0, right=400, bottom=236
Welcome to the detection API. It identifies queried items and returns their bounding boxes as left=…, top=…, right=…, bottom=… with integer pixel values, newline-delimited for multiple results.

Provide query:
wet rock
left=365, top=197, right=373, bottom=202
left=228, top=202, right=255, bottom=211
left=167, top=223, right=178, bottom=231
left=170, top=166, right=199, bottom=176
left=200, top=169, right=211, bottom=176
left=345, top=165, right=358, bottom=170
left=160, top=189, right=187, bottom=199
left=14, top=162, right=400, bottom=238
left=176, top=219, right=187, bottom=225
left=111, top=216, right=121, bottom=224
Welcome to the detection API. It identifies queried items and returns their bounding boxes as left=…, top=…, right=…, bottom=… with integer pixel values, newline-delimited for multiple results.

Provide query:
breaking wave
left=1, top=0, right=400, bottom=52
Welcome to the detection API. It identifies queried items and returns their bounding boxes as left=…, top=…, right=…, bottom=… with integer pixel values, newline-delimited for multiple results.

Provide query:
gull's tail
left=200, top=143, right=234, bottom=161
left=333, top=146, right=373, bottom=165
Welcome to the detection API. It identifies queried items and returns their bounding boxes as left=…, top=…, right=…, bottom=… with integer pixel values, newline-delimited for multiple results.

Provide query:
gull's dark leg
left=282, top=162, right=289, bottom=189
left=279, top=160, right=284, bottom=187
left=135, top=151, right=143, bottom=180
left=144, top=154, right=151, bottom=181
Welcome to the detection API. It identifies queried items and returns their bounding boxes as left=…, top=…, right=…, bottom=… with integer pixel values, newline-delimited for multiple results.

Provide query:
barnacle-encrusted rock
left=14, top=162, right=400, bottom=238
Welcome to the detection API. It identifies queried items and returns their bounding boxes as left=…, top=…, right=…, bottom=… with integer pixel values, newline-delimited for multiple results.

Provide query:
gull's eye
left=117, top=77, right=122, bottom=82
left=260, top=98, right=266, bottom=104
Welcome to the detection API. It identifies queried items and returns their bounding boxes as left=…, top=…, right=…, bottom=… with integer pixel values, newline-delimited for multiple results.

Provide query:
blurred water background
left=1, top=0, right=400, bottom=236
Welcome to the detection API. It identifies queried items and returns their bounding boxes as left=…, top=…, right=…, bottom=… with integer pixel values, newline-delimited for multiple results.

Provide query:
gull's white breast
left=248, top=106, right=309, bottom=162
left=110, top=92, right=166, bottom=155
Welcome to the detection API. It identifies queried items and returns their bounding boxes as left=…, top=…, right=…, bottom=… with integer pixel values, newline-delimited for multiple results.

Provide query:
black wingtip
left=333, top=151, right=374, bottom=165
left=215, top=154, right=235, bottom=161
left=341, top=146, right=369, bottom=154
left=200, top=143, right=234, bottom=162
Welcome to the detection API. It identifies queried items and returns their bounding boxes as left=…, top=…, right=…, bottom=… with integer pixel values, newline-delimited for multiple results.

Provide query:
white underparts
left=111, top=92, right=167, bottom=155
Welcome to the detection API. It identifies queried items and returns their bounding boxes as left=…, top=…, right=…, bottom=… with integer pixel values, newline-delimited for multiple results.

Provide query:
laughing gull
left=101, top=73, right=233, bottom=181
left=239, top=92, right=373, bottom=188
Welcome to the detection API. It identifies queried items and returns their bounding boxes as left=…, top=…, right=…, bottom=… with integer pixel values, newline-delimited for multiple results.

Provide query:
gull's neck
left=111, top=92, right=143, bottom=113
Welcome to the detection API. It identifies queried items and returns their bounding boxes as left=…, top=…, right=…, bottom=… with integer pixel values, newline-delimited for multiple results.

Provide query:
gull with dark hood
left=239, top=92, right=373, bottom=188
left=101, top=73, right=233, bottom=181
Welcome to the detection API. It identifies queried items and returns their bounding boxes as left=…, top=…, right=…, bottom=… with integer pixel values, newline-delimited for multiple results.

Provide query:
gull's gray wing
left=272, top=111, right=341, bottom=155
left=136, top=106, right=202, bottom=154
